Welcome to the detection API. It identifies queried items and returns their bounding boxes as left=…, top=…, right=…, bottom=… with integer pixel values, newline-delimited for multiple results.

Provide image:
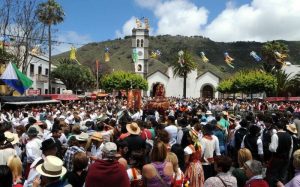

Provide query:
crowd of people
left=0, top=97, right=300, bottom=187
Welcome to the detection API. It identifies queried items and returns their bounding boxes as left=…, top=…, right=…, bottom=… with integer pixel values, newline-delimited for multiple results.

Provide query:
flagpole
left=96, top=59, right=99, bottom=91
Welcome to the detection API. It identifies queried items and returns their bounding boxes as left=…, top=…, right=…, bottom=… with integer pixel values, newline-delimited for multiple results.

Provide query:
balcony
left=36, top=74, right=48, bottom=83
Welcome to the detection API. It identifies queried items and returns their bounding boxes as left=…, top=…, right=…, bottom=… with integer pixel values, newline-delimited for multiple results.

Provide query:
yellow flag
left=70, top=47, right=81, bottom=64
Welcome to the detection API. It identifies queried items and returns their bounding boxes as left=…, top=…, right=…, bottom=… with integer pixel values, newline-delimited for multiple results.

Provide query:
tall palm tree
left=36, top=0, right=64, bottom=93
left=261, top=41, right=289, bottom=73
left=173, top=50, right=197, bottom=98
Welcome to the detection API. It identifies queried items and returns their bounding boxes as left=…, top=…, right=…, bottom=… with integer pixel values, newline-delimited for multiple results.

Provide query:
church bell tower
left=132, top=18, right=149, bottom=78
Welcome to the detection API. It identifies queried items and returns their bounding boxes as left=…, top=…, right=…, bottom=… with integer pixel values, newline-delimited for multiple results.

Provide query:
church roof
left=146, top=69, right=170, bottom=79
left=196, top=70, right=221, bottom=80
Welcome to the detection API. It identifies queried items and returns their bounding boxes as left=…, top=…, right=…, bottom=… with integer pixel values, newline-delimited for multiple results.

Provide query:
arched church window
left=141, top=39, right=144, bottom=47
left=137, top=39, right=140, bottom=47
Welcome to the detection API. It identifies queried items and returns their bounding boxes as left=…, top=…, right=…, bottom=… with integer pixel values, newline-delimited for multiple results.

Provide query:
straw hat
left=91, top=132, right=103, bottom=142
left=75, top=132, right=89, bottom=142
left=36, top=155, right=67, bottom=177
left=222, top=111, right=229, bottom=116
left=206, top=110, right=213, bottom=115
left=126, top=122, right=141, bottom=135
left=4, top=132, right=19, bottom=145
left=286, top=123, right=297, bottom=134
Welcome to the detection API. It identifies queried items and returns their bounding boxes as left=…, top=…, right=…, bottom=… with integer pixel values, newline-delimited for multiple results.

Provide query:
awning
left=265, top=97, right=300, bottom=102
left=97, top=93, right=108, bottom=97
left=3, top=100, right=60, bottom=105
left=42, top=94, right=80, bottom=101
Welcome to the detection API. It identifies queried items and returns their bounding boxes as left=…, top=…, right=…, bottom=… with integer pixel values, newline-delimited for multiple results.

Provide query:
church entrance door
left=202, top=85, right=214, bottom=98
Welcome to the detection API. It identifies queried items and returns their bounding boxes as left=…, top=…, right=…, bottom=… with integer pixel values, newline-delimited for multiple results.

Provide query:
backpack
left=234, top=128, right=248, bottom=150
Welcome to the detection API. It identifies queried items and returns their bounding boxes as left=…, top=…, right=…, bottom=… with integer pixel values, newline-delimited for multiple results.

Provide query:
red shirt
left=85, top=159, right=130, bottom=187
left=140, top=129, right=152, bottom=141
left=244, top=179, right=269, bottom=187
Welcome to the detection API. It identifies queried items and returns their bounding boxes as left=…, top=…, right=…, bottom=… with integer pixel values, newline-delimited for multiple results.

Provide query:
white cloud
left=204, top=0, right=300, bottom=42
left=115, top=16, right=137, bottom=38
left=53, top=31, right=92, bottom=55
left=134, top=0, right=162, bottom=9
left=154, top=0, right=208, bottom=36
left=120, top=0, right=300, bottom=42
left=118, top=0, right=208, bottom=37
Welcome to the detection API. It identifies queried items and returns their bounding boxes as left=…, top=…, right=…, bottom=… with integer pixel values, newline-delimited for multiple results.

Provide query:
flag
left=0, top=62, right=33, bottom=94
left=96, top=59, right=100, bottom=72
left=70, top=46, right=80, bottom=64
left=250, top=51, right=262, bottom=62
left=132, top=48, right=138, bottom=63
left=200, top=52, right=209, bottom=63
left=104, top=47, right=110, bottom=62
left=224, top=52, right=235, bottom=68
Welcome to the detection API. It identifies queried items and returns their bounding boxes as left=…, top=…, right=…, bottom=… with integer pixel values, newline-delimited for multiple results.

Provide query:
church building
left=132, top=19, right=221, bottom=98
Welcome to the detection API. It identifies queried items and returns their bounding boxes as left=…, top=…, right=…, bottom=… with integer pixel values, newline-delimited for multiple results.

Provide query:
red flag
left=96, top=60, right=99, bottom=71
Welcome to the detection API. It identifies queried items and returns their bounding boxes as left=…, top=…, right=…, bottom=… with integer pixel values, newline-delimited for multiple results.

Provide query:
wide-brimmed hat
left=102, top=142, right=117, bottom=157
left=75, top=132, right=89, bottom=142
left=222, top=111, right=229, bottom=116
left=229, top=114, right=236, bottom=121
left=27, top=126, right=39, bottom=136
left=126, top=122, right=141, bottom=135
left=206, top=110, right=213, bottom=115
left=287, top=123, right=297, bottom=134
left=36, top=155, right=67, bottom=177
left=41, top=138, right=56, bottom=151
left=4, top=132, right=19, bottom=145
left=91, top=132, right=103, bottom=142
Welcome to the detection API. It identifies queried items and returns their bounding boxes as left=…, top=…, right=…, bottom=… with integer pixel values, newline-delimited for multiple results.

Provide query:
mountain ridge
left=53, top=35, right=300, bottom=79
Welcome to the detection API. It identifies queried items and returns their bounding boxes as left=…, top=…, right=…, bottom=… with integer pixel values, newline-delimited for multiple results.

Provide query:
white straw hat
left=36, top=156, right=67, bottom=177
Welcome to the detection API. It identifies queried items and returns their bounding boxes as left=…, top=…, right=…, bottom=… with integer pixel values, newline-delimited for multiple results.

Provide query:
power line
left=0, top=33, right=87, bottom=46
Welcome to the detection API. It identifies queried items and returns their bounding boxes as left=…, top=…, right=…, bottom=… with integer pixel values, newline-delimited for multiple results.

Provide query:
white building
left=132, top=19, right=220, bottom=98
left=26, top=53, right=66, bottom=95
left=1, top=44, right=66, bottom=95
left=146, top=67, right=220, bottom=98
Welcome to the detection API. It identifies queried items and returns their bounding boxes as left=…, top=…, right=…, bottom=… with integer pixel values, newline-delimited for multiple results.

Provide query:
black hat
left=249, top=125, right=261, bottom=136
left=0, top=131, right=6, bottom=142
left=41, top=138, right=56, bottom=151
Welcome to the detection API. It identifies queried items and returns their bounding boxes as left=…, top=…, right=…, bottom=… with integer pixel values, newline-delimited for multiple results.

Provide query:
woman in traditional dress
left=184, top=129, right=205, bottom=187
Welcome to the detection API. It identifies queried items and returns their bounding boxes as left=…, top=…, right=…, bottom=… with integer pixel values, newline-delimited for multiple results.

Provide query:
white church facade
left=132, top=18, right=220, bottom=98
left=146, top=67, right=220, bottom=98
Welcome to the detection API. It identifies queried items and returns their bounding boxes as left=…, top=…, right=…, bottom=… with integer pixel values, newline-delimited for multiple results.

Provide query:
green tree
left=36, top=0, right=65, bottom=93
left=261, top=41, right=289, bottom=72
left=52, top=61, right=96, bottom=92
left=100, top=71, right=148, bottom=92
left=217, top=78, right=234, bottom=93
left=172, top=50, right=197, bottom=98
left=218, top=70, right=277, bottom=98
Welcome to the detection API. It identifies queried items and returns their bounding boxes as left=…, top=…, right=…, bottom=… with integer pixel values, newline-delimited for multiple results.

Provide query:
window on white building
left=45, top=68, right=49, bottom=76
left=30, top=64, right=34, bottom=75
left=38, top=66, right=42, bottom=75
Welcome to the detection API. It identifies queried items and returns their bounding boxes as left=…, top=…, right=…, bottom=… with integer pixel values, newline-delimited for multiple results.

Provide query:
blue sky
left=52, top=0, right=300, bottom=54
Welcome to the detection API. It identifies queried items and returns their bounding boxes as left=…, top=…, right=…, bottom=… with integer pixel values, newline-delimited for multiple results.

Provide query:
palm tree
left=173, top=50, right=197, bottom=98
left=261, top=41, right=289, bottom=73
left=273, top=70, right=300, bottom=96
left=36, top=0, right=64, bottom=93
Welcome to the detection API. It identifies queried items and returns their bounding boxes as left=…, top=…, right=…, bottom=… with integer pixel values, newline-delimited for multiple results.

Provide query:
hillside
left=53, top=35, right=300, bottom=79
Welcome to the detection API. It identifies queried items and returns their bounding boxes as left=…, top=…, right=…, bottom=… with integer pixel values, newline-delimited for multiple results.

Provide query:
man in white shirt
left=165, top=115, right=178, bottom=146
left=25, top=126, right=42, bottom=179
left=200, top=123, right=221, bottom=180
